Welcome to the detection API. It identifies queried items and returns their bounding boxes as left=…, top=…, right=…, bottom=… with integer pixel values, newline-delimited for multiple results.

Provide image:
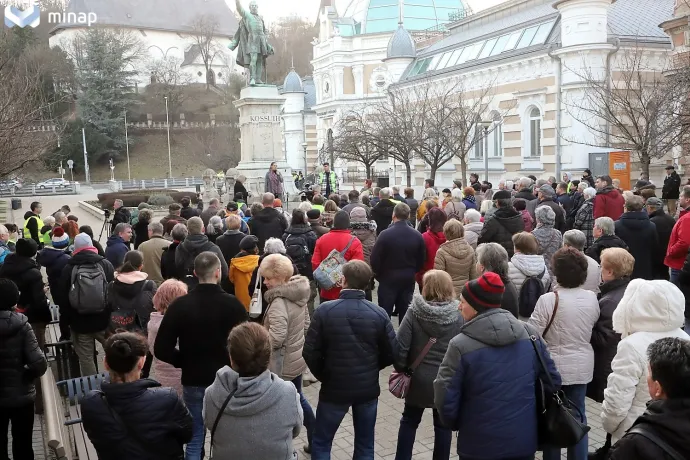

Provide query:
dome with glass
left=334, top=0, right=467, bottom=35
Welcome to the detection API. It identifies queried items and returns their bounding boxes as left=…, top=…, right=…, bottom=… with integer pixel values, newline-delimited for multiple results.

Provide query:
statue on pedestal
left=228, top=0, right=274, bottom=86
left=202, top=168, right=221, bottom=202
left=223, top=168, right=238, bottom=202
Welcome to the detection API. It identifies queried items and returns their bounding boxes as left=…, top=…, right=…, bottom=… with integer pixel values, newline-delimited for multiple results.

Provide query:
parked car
left=36, top=178, right=69, bottom=189
left=0, top=179, right=21, bottom=190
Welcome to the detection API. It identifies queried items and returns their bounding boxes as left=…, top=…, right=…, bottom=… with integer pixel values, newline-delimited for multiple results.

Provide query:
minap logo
left=4, top=1, right=97, bottom=28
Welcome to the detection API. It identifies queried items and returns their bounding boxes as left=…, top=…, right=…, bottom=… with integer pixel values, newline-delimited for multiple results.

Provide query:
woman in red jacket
left=416, top=208, right=447, bottom=290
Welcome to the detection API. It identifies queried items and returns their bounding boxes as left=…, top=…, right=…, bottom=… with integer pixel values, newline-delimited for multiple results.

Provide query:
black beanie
left=333, top=210, right=350, bottom=230
left=0, top=279, right=20, bottom=310
left=239, top=235, right=258, bottom=251
left=16, top=238, right=38, bottom=258
left=307, top=209, right=321, bottom=220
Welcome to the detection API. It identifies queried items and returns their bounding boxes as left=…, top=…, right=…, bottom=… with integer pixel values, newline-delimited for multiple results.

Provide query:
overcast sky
left=228, top=0, right=507, bottom=25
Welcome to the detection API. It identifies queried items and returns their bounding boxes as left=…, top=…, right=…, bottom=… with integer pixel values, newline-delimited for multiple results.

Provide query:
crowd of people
left=1, top=164, right=690, bottom=460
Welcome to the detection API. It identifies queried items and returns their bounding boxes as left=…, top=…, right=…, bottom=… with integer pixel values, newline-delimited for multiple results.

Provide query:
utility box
left=588, top=151, right=631, bottom=190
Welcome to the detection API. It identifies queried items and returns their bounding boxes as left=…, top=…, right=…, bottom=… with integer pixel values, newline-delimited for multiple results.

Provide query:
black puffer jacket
left=587, top=277, right=629, bottom=403
left=174, top=234, right=228, bottom=284
left=0, top=254, right=50, bottom=324
left=107, top=274, right=157, bottom=333
left=282, top=224, right=318, bottom=278
left=303, top=289, right=396, bottom=405
left=662, top=171, right=681, bottom=200
left=477, top=207, right=525, bottom=258
left=133, top=219, right=150, bottom=250
left=0, top=310, right=47, bottom=408
left=110, top=207, right=131, bottom=235
left=608, top=399, right=690, bottom=460
left=81, top=379, right=193, bottom=460
left=585, top=234, right=629, bottom=264
left=55, top=250, right=115, bottom=335
left=37, top=247, right=71, bottom=300
left=371, top=199, right=397, bottom=236
left=160, top=242, right=180, bottom=281
left=248, top=207, right=288, bottom=253
left=614, top=211, right=659, bottom=280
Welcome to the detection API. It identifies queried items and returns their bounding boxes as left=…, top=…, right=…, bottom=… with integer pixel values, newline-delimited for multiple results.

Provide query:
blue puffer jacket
left=434, top=309, right=562, bottom=460
left=303, top=289, right=396, bottom=405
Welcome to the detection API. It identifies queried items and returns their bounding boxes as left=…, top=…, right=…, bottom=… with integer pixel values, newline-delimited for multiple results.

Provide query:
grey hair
left=594, top=217, right=615, bottom=236
left=263, top=237, right=286, bottom=255
left=171, top=223, right=189, bottom=241
left=194, top=252, right=220, bottom=283
left=578, top=182, right=587, bottom=192
left=422, top=188, right=437, bottom=199
left=207, top=216, right=223, bottom=234
left=298, top=201, right=312, bottom=213
left=563, top=229, right=586, bottom=251
left=391, top=186, right=399, bottom=194
left=505, top=180, right=514, bottom=190
left=379, top=187, right=391, bottom=199
left=43, top=216, right=56, bottom=227
left=114, top=223, right=131, bottom=234
left=583, top=187, right=597, bottom=199
left=54, top=212, right=66, bottom=222
left=464, top=209, right=481, bottom=223
left=535, top=205, right=556, bottom=227
left=0, top=225, right=8, bottom=236
left=518, top=177, right=532, bottom=189
left=148, top=222, right=164, bottom=236
left=451, top=188, right=463, bottom=200
left=536, top=179, right=548, bottom=188
left=625, top=194, right=644, bottom=212
left=476, top=242, right=509, bottom=278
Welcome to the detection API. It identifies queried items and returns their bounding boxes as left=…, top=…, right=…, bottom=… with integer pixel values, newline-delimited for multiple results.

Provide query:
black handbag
left=524, top=326, right=590, bottom=449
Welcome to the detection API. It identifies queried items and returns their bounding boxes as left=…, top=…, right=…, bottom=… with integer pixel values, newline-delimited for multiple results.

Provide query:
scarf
left=464, top=195, right=476, bottom=203
left=268, top=171, right=283, bottom=195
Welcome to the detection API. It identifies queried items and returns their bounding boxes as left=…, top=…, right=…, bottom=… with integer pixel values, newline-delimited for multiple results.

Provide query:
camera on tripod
left=103, top=209, right=111, bottom=219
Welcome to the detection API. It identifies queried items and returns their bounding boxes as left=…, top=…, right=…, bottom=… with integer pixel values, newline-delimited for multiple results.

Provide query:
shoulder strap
left=542, top=291, right=559, bottom=338
left=210, top=388, right=237, bottom=454
left=409, top=337, right=437, bottom=371
left=523, top=326, right=557, bottom=391
left=254, top=268, right=262, bottom=291
left=339, top=236, right=356, bottom=257
left=627, top=425, right=685, bottom=460
left=98, top=392, right=159, bottom=455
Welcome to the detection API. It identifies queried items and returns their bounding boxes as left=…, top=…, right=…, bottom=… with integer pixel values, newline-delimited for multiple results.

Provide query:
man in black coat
left=514, top=177, right=537, bottom=201
left=370, top=188, right=397, bottom=236
left=215, top=214, right=247, bottom=293
left=646, top=197, right=676, bottom=280
left=586, top=217, right=629, bottom=264
left=0, top=279, right=48, bottom=459
left=606, top=337, right=690, bottom=460
left=155, top=251, right=247, bottom=460
left=247, top=193, right=288, bottom=253
left=179, top=196, right=199, bottom=220
left=303, top=260, right=395, bottom=459
left=528, top=184, right=566, bottom=232
left=54, top=233, right=115, bottom=376
left=174, top=217, right=228, bottom=287
left=161, top=223, right=188, bottom=281
left=555, top=182, right=574, bottom=216
left=662, top=165, right=682, bottom=217
left=477, top=191, right=525, bottom=258
left=110, top=199, right=131, bottom=235
left=614, top=195, right=659, bottom=280
left=370, top=203, right=426, bottom=319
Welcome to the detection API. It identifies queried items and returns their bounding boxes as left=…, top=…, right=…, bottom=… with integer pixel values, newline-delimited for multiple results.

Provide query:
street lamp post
left=301, top=142, right=308, bottom=176
left=82, top=128, right=90, bottom=184
left=124, top=111, right=131, bottom=181
left=479, top=121, right=492, bottom=182
left=165, top=96, right=172, bottom=178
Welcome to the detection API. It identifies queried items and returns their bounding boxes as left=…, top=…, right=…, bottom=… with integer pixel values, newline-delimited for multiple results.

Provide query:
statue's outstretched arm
left=235, top=0, right=247, bottom=18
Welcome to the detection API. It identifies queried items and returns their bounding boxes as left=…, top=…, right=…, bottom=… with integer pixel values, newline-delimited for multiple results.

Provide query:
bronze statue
left=228, top=0, right=274, bottom=86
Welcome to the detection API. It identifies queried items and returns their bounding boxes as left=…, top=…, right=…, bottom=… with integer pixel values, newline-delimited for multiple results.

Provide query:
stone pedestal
left=234, top=86, right=297, bottom=201
left=108, top=180, right=120, bottom=192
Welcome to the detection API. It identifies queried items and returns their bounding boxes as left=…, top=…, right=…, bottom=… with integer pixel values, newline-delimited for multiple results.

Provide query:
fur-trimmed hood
left=410, top=294, right=461, bottom=330
left=264, top=275, right=310, bottom=307
left=350, top=221, right=377, bottom=232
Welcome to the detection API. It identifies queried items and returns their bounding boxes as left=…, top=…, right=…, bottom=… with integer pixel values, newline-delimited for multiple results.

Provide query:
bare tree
left=147, top=56, right=193, bottom=114
left=184, top=127, right=240, bottom=170
left=189, top=15, right=225, bottom=90
left=0, top=29, right=73, bottom=177
left=332, top=112, right=385, bottom=178
left=563, top=47, right=690, bottom=177
left=267, top=16, right=318, bottom=84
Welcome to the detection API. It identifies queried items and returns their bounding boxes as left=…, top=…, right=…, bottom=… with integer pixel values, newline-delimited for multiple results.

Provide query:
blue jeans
left=292, top=376, right=315, bottom=447
left=395, top=404, right=451, bottom=460
left=311, top=399, right=378, bottom=460
left=542, top=384, right=588, bottom=460
left=378, top=281, right=415, bottom=320
left=670, top=268, right=682, bottom=285
left=183, top=385, right=207, bottom=460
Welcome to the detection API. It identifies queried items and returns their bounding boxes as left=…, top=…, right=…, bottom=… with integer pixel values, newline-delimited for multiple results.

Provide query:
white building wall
left=49, top=27, right=238, bottom=87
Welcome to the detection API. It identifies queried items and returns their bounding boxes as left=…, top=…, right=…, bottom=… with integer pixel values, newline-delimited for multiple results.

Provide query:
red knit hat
left=461, top=272, right=505, bottom=312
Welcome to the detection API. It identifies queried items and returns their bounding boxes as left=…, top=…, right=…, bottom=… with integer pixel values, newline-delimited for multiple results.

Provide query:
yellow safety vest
left=23, top=215, right=44, bottom=242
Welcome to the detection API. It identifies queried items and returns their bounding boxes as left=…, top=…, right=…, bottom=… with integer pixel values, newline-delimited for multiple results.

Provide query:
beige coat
left=138, top=236, right=171, bottom=285
left=263, top=275, right=311, bottom=380
left=434, top=238, right=477, bottom=296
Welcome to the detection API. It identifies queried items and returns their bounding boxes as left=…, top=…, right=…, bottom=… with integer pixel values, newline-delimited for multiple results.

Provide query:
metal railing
left=0, top=185, right=78, bottom=197
left=90, top=177, right=205, bottom=190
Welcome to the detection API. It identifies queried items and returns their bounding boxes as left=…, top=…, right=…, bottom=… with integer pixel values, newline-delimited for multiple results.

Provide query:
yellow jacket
left=229, top=254, right=260, bottom=310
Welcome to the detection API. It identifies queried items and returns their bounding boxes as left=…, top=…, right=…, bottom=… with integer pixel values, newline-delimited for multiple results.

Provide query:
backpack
left=107, top=280, right=155, bottom=335
left=518, top=268, right=546, bottom=318
left=313, top=237, right=356, bottom=290
left=285, top=233, right=310, bottom=276
left=69, top=263, right=108, bottom=314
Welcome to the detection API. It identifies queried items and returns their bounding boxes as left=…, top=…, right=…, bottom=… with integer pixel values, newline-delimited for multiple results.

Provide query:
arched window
left=490, top=111, right=503, bottom=157
left=527, top=107, right=542, bottom=157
